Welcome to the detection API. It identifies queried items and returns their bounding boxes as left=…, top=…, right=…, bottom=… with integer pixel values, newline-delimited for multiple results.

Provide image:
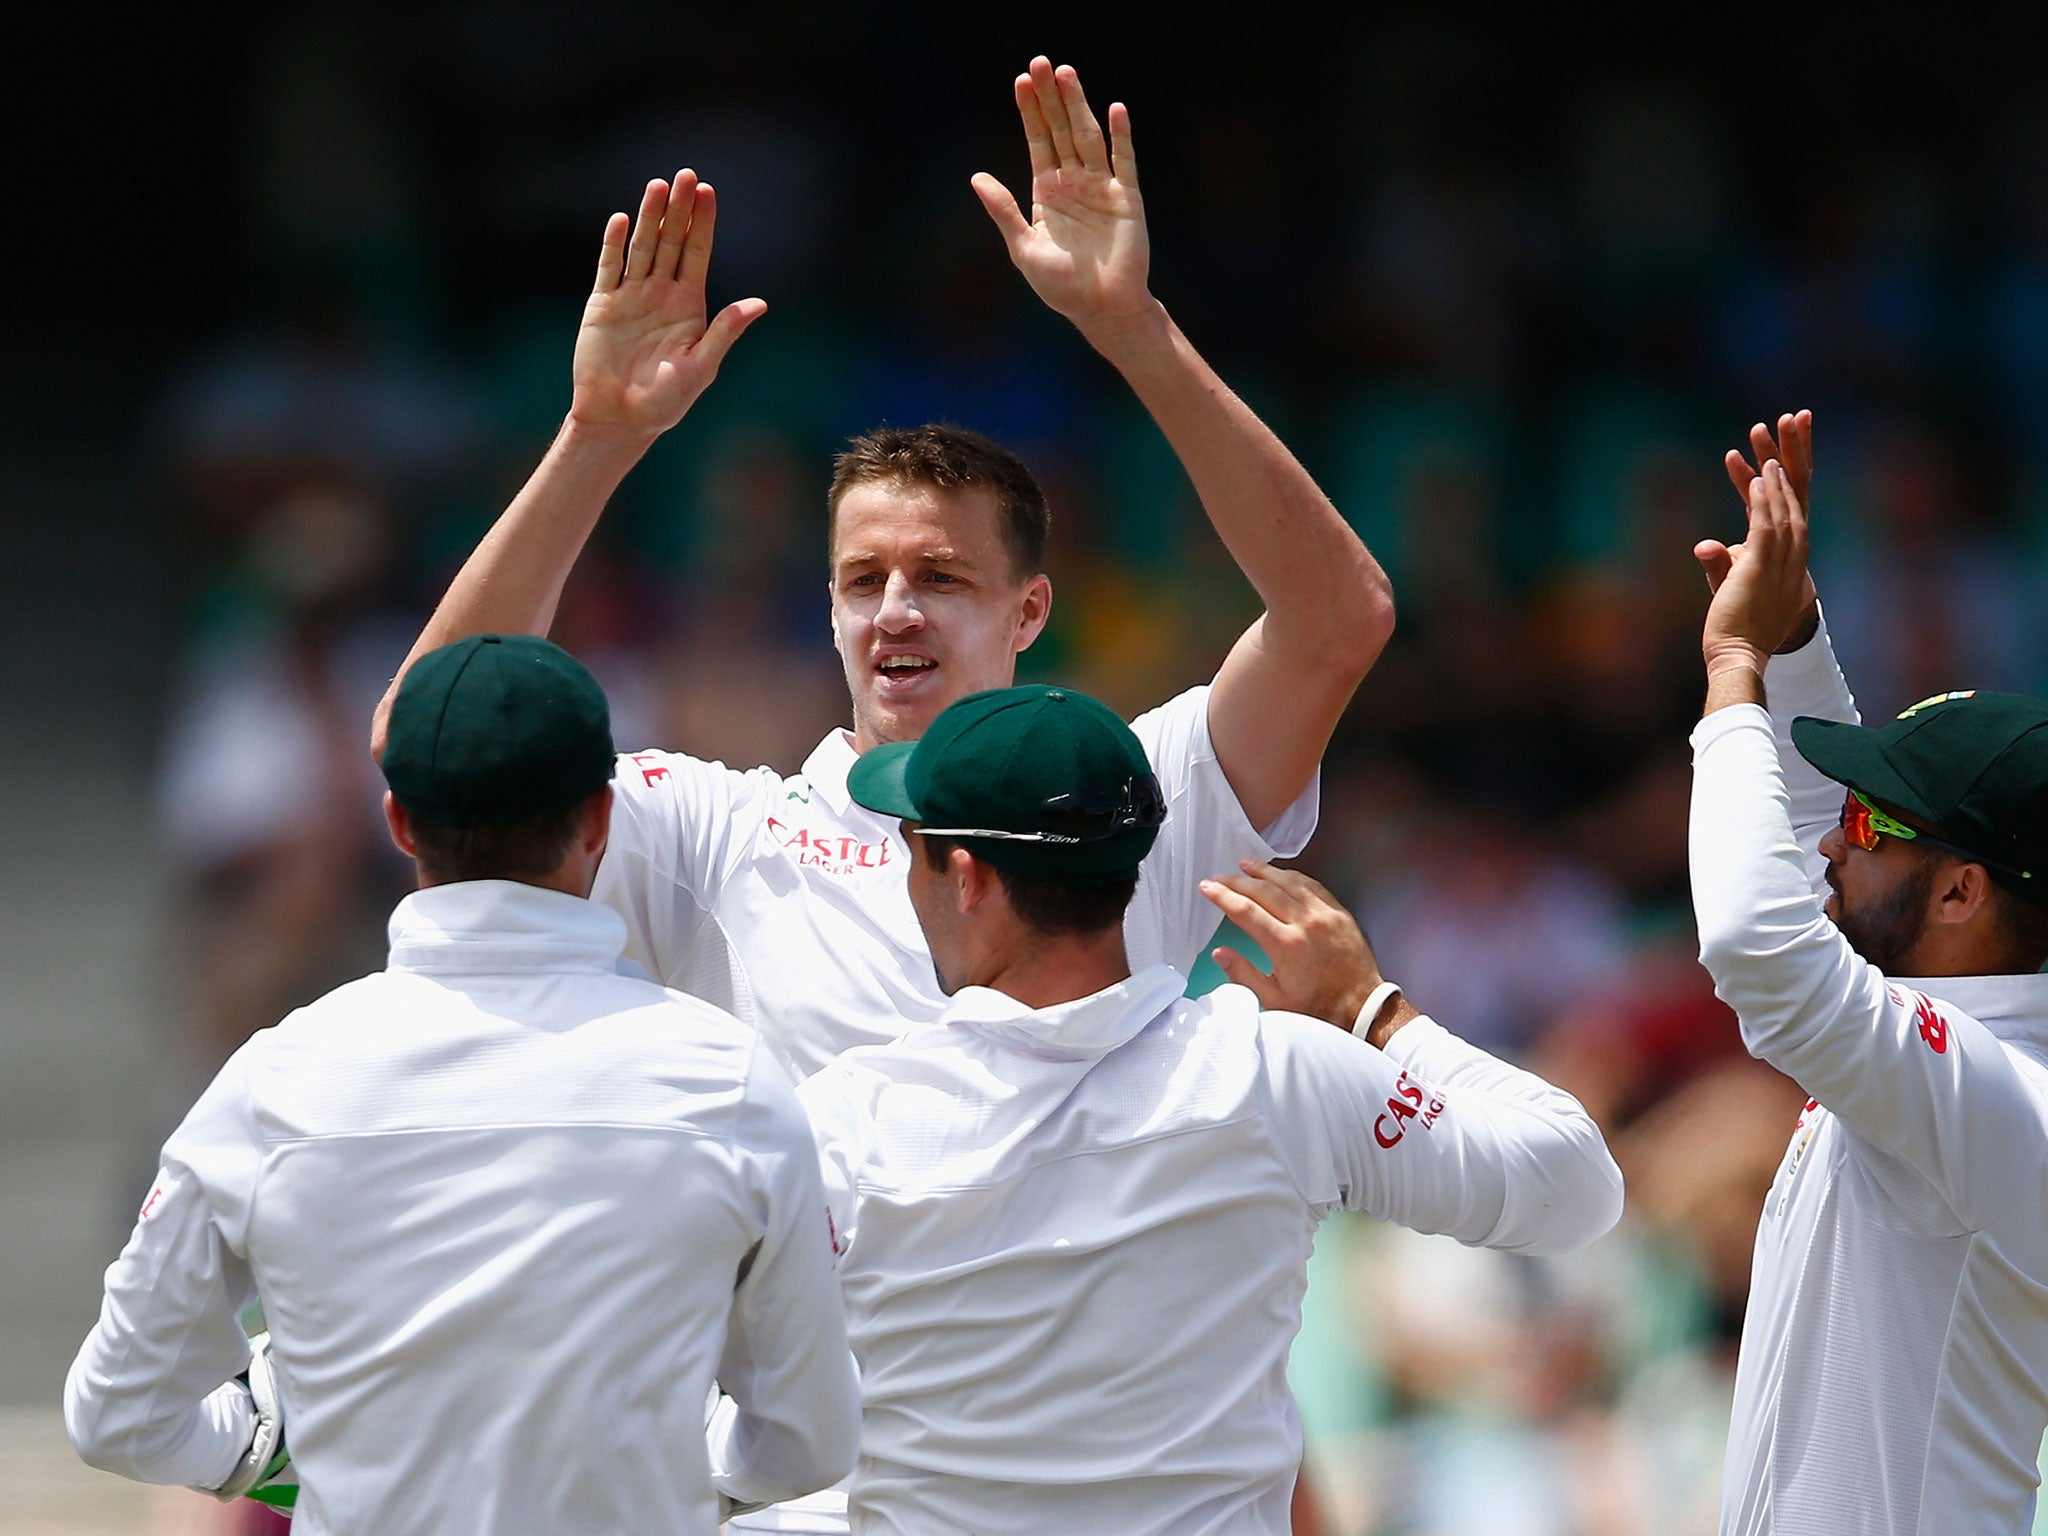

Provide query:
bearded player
left=1692, top=412, right=2048, bottom=1534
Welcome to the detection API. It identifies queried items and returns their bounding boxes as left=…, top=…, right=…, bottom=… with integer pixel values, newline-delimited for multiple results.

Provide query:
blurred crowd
left=127, top=12, right=2048, bottom=1535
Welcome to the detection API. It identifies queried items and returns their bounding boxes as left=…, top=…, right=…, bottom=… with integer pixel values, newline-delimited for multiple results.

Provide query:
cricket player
left=787, top=682, right=1623, bottom=1533
left=369, top=55, right=1390, bottom=1081
left=1690, top=413, right=2048, bottom=1535
left=66, top=635, right=860, bottom=1534
left=369, top=57, right=1386, bottom=1534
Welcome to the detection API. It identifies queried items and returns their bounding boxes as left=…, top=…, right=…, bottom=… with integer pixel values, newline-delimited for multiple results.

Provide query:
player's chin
left=864, top=678, right=955, bottom=742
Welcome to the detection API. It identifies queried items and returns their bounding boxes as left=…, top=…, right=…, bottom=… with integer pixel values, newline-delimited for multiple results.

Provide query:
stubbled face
left=830, top=481, right=1050, bottom=751
left=1818, top=818, right=1940, bottom=973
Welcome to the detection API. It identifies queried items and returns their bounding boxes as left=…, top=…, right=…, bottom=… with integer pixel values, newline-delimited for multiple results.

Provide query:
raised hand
left=569, top=171, right=767, bottom=446
left=1724, top=409, right=1813, bottom=514
left=1703, top=409, right=1818, bottom=649
left=970, top=57, right=1153, bottom=338
left=1199, top=860, right=1400, bottom=1038
left=1701, top=459, right=1812, bottom=676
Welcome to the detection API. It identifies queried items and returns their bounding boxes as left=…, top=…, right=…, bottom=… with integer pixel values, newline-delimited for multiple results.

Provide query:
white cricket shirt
left=64, top=881, right=860, bottom=1535
left=1690, top=614, right=2048, bottom=1535
left=797, top=964, right=1624, bottom=1535
left=593, top=685, right=1317, bottom=1084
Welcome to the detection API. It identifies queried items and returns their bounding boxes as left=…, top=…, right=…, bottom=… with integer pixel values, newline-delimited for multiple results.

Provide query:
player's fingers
left=1775, top=459, right=1810, bottom=549
left=1694, top=539, right=1734, bottom=594
left=678, top=180, right=718, bottom=297
left=693, top=297, right=769, bottom=373
left=1108, top=101, right=1138, bottom=187
left=1030, top=56, right=1080, bottom=165
left=1746, top=463, right=1776, bottom=538
left=653, top=168, right=697, bottom=282
left=1748, top=421, right=1778, bottom=473
left=593, top=212, right=629, bottom=294
left=624, top=178, right=668, bottom=282
left=1013, top=74, right=1056, bottom=180
left=1057, top=65, right=1111, bottom=175
left=1724, top=448, right=1758, bottom=500
left=1199, top=876, right=1298, bottom=951
left=1213, top=948, right=1283, bottom=1007
left=1240, top=858, right=1337, bottom=913
left=1216, top=869, right=1311, bottom=932
left=1210, top=946, right=1281, bottom=1005
left=971, top=173, right=1033, bottom=251
left=1784, top=408, right=1814, bottom=495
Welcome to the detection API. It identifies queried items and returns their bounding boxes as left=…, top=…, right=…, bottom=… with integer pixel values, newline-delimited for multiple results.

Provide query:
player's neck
left=973, top=928, right=1132, bottom=1011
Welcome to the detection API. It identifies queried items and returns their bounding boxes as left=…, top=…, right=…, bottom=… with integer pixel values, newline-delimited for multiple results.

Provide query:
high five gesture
left=972, top=58, right=1153, bottom=339
left=571, top=171, right=767, bottom=446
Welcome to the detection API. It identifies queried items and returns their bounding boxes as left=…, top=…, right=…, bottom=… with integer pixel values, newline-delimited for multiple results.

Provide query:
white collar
left=941, top=964, right=1188, bottom=1061
left=1894, top=969, right=2048, bottom=1057
left=387, top=880, right=629, bottom=975
left=799, top=729, right=862, bottom=816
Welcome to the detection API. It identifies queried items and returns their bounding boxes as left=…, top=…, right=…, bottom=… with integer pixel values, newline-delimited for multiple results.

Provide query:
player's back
left=801, top=968, right=1316, bottom=1536
left=225, top=887, right=797, bottom=1534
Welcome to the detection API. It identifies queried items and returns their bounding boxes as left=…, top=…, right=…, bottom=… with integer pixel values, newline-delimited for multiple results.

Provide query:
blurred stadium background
left=8, top=9, right=2048, bottom=1532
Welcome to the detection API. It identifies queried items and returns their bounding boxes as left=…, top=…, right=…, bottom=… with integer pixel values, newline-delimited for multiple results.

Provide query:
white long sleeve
left=64, top=1062, right=260, bottom=1491
left=65, top=883, right=863, bottom=1535
left=707, top=1052, right=862, bottom=1509
left=1690, top=705, right=2046, bottom=1229
left=1762, top=605, right=1860, bottom=896
left=1258, top=1012, right=1624, bottom=1256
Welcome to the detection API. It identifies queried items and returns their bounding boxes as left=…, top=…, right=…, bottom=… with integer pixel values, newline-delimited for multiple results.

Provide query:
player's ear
left=1013, top=572, right=1052, bottom=654
left=1935, top=859, right=1996, bottom=929
left=383, top=792, right=419, bottom=859
left=953, top=846, right=992, bottom=915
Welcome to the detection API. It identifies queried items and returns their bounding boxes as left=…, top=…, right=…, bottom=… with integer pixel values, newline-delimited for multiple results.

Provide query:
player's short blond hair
left=828, top=423, right=1049, bottom=580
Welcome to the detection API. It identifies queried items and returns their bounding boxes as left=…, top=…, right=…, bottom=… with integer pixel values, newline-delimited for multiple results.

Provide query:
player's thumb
left=970, top=173, right=1031, bottom=249
left=696, top=297, right=769, bottom=372
left=1694, top=539, right=1734, bottom=594
left=1211, top=946, right=1278, bottom=1006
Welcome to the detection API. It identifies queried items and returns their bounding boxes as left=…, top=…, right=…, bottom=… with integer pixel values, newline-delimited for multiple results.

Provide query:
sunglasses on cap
left=918, top=772, right=1168, bottom=845
left=1838, top=788, right=2034, bottom=882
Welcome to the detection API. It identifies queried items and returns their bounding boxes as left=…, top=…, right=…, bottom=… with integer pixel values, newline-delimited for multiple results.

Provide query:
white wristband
left=1353, top=980, right=1403, bottom=1036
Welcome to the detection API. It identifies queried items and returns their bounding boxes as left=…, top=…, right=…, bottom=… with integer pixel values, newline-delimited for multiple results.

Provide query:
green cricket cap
left=1792, top=689, right=2048, bottom=902
left=382, top=635, right=615, bottom=828
left=847, top=684, right=1164, bottom=883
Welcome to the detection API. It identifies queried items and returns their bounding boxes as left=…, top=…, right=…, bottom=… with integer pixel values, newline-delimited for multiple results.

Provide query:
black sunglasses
left=919, top=772, right=1167, bottom=845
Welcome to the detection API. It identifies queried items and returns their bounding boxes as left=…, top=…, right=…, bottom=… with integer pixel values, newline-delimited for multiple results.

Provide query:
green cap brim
left=846, top=741, right=922, bottom=821
left=1790, top=716, right=1943, bottom=824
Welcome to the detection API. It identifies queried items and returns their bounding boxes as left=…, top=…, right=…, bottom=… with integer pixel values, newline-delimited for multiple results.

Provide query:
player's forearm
left=1383, top=1017, right=1624, bottom=1254
left=65, top=1358, right=251, bottom=1490
left=1761, top=603, right=1861, bottom=890
left=1691, top=705, right=1859, bottom=1070
left=708, top=1383, right=860, bottom=1509
left=371, top=416, right=648, bottom=758
left=1083, top=302, right=1393, bottom=673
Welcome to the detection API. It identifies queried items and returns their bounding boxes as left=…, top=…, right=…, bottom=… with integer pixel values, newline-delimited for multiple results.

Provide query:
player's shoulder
left=608, top=746, right=791, bottom=817
left=598, top=976, right=760, bottom=1061
left=259, top=972, right=405, bottom=1049
left=1126, top=683, right=1212, bottom=758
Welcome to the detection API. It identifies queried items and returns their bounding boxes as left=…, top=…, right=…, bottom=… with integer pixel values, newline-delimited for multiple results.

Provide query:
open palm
left=972, top=59, right=1152, bottom=331
left=570, top=171, right=766, bottom=442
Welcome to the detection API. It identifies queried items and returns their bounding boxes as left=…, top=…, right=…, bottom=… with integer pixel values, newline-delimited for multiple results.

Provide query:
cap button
left=1047, top=689, right=1066, bottom=702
